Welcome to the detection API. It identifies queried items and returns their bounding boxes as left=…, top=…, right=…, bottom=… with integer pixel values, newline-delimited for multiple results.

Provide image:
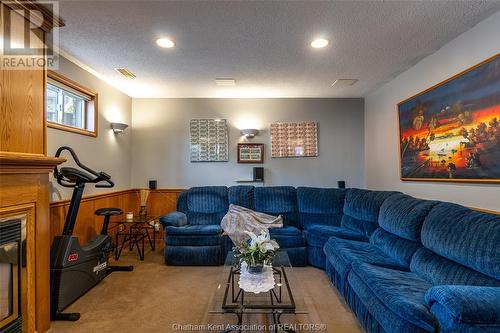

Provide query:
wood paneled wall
left=144, top=189, right=183, bottom=218
left=49, top=189, right=183, bottom=245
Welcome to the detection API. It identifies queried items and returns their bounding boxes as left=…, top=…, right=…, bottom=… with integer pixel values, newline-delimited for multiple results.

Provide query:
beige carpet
left=49, top=248, right=363, bottom=333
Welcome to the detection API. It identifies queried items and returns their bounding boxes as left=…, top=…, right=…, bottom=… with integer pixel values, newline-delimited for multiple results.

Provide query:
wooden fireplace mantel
left=0, top=152, right=66, bottom=174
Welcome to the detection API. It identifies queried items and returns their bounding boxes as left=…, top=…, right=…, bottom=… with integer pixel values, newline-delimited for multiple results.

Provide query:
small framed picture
left=237, top=143, right=264, bottom=164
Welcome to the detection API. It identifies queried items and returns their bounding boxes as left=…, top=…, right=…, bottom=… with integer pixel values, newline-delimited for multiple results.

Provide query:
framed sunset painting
left=398, top=53, right=500, bottom=183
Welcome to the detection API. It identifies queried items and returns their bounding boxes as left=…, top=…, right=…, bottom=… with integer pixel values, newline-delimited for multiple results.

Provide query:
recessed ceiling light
left=215, top=78, right=236, bottom=86
left=310, top=38, right=329, bottom=49
left=156, top=38, right=175, bottom=48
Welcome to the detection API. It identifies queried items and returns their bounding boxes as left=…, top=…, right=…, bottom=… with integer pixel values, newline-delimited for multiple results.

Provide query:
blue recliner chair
left=160, top=186, right=228, bottom=265
left=161, top=185, right=309, bottom=266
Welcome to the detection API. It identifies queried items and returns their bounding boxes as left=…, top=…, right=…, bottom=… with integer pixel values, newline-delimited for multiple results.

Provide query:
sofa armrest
left=159, top=211, right=188, bottom=228
left=425, top=285, right=500, bottom=326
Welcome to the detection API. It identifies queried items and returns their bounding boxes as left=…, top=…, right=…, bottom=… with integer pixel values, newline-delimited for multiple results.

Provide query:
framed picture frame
left=237, top=143, right=264, bottom=164
left=190, top=118, right=229, bottom=162
left=398, top=53, right=500, bottom=183
left=270, top=122, right=318, bottom=158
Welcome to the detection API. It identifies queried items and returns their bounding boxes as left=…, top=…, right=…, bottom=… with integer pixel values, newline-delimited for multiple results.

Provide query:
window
left=46, top=70, right=98, bottom=137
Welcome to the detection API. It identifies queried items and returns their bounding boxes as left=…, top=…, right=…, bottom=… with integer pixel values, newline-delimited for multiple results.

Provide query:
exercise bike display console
left=50, top=146, right=133, bottom=321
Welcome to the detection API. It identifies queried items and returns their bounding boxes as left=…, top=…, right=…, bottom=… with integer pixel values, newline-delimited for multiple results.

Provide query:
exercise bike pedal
left=53, top=312, right=81, bottom=321
left=107, top=265, right=134, bottom=272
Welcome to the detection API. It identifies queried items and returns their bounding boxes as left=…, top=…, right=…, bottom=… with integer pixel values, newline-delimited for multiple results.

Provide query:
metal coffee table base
left=222, top=311, right=296, bottom=333
left=220, top=266, right=297, bottom=333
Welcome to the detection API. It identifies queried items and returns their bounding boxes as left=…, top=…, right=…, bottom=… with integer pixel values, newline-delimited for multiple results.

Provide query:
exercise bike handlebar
left=54, top=146, right=115, bottom=188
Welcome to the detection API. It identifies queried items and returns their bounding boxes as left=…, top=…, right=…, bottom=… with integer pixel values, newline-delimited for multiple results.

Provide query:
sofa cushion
left=324, top=237, right=408, bottom=282
left=304, top=225, right=366, bottom=248
left=350, top=262, right=437, bottom=332
left=166, top=224, right=222, bottom=236
left=297, top=187, right=346, bottom=228
left=304, top=225, right=335, bottom=248
left=370, top=228, right=421, bottom=267
left=254, top=186, right=298, bottom=227
left=187, top=186, right=228, bottom=213
left=270, top=225, right=302, bottom=236
left=186, top=211, right=226, bottom=225
left=378, top=194, right=438, bottom=242
left=341, top=189, right=398, bottom=238
left=425, top=285, right=500, bottom=328
left=270, top=226, right=306, bottom=248
left=410, top=248, right=500, bottom=287
left=343, top=189, right=398, bottom=222
left=166, top=234, right=221, bottom=247
left=421, top=202, right=500, bottom=280
left=300, top=213, right=342, bottom=229
left=228, top=186, right=254, bottom=209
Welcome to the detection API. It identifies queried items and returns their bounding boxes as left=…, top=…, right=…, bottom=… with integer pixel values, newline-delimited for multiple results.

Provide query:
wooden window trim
left=47, top=70, right=98, bottom=137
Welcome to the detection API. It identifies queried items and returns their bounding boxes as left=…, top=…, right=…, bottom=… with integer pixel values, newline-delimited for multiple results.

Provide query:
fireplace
left=0, top=216, right=26, bottom=333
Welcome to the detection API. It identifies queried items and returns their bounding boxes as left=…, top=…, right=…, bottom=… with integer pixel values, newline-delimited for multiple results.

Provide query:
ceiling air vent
left=115, top=67, right=136, bottom=78
left=331, top=79, right=358, bottom=87
left=215, top=78, right=236, bottom=86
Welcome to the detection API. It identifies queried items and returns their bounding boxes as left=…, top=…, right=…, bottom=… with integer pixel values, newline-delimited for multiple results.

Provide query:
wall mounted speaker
left=149, top=180, right=157, bottom=190
left=337, top=180, right=346, bottom=189
left=253, top=167, right=264, bottom=182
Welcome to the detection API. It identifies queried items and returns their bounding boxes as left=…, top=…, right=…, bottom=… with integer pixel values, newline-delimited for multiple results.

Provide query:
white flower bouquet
left=234, top=230, right=280, bottom=274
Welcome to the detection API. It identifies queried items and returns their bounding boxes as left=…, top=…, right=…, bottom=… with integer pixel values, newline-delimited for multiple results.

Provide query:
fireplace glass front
left=0, top=216, right=25, bottom=333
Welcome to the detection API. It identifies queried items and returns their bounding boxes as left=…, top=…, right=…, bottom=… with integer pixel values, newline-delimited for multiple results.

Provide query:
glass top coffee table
left=209, top=251, right=307, bottom=333
left=110, top=215, right=159, bottom=261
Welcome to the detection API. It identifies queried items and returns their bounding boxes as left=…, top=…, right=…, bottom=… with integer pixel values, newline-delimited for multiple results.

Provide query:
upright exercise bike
left=50, top=146, right=133, bottom=321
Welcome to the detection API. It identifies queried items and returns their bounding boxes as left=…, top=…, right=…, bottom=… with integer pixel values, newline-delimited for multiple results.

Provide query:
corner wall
left=365, top=11, right=500, bottom=211
left=131, top=98, right=364, bottom=188
left=47, top=56, right=133, bottom=200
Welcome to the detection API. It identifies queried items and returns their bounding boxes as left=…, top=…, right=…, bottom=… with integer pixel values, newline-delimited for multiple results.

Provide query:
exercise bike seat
left=60, top=167, right=95, bottom=183
left=95, top=208, right=123, bottom=216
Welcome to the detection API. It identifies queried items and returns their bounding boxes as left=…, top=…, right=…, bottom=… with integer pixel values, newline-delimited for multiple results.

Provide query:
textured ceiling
left=57, top=0, right=500, bottom=98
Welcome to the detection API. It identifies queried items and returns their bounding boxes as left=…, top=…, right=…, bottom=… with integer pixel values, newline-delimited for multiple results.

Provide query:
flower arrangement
left=234, top=230, right=280, bottom=273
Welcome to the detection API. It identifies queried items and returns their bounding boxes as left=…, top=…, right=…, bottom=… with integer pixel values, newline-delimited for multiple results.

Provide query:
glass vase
left=247, top=262, right=264, bottom=274
left=139, top=205, right=147, bottom=218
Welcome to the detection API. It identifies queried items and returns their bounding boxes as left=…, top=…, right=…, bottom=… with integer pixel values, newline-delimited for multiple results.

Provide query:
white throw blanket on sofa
left=221, top=204, right=283, bottom=245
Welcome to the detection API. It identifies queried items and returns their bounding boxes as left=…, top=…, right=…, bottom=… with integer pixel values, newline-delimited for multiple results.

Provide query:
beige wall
left=365, top=11, right=500, bottom=211
left=131, top=98, right=365, bottom=189
left=47, top=56, right=133, bottom=200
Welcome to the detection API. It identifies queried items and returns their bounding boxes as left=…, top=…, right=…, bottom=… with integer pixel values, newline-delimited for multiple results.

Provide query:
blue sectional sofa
left=160, top=186, right=500, bottom=332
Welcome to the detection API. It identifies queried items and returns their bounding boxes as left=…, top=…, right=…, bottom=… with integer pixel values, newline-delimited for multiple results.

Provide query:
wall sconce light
left=240, top=129, right=259, bottom=138
left=110, top=122, right=128, bottom=134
